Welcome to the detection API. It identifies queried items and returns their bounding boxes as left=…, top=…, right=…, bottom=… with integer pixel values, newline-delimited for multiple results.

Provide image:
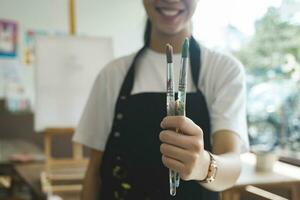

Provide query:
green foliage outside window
left=234, top=1, right=300, bottom=155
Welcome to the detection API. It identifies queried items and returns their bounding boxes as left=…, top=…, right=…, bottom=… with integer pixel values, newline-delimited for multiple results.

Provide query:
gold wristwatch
left=199, top=152, right=218, bottom=183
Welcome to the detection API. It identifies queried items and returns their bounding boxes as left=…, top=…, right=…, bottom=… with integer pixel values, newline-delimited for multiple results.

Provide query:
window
left=193, top=0, right=300, bottom=164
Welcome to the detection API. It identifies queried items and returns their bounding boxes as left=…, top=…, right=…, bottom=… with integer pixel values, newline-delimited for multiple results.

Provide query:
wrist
left=199, top=150, right=211, bottom=180
left=199, top=151, right=218, bottom=183
left=196, top=150, right=210, bottom=181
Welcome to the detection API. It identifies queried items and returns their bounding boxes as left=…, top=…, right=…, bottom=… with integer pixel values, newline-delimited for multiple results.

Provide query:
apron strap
left=120, top=36, right=202, bottom=97
left=119, top=46, right=147, bottom=97
left=190, top=36, right=202, bottom=90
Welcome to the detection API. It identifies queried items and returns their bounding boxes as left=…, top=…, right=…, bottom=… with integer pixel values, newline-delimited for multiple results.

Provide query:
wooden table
left=14, top=163, right=47, bottom=200
left=0, top=163, right=15, bottom=197
left=8, top=153, right=300, bottom=200
left=0, top=140, right=44, bottom=199
left=222, top=153, right=300, bottom=200
left=15, top=163, right=81, bottom=200
left=0, top=135, right=85, bottom=199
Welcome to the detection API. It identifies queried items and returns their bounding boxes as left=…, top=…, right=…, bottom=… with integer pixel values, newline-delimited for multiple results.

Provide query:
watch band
left=199, top=151, right=218, bottom=183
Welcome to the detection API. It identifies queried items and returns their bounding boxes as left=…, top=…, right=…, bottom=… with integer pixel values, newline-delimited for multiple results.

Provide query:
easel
left=40, top=0, right=88, bottom=195
left=40, top=128, right=88, bottom=194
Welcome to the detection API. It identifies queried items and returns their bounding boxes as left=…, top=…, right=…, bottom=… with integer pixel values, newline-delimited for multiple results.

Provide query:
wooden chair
left=40, top=128, right=88, bottom=194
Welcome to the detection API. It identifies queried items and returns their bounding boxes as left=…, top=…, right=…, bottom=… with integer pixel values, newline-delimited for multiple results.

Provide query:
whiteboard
left=34, top=36, right=113, bottom=132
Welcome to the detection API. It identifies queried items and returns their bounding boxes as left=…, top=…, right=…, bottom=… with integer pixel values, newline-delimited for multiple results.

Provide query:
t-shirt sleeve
left=72, top=70, right=111, bottom=151
left=210, top=57, right=249, bottom=153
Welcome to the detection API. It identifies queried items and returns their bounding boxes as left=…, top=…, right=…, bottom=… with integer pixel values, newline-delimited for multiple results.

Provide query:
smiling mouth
left=155, top=7, right=184, bottom=17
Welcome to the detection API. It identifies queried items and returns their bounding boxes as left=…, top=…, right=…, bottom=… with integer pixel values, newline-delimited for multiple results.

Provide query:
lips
left=156, top=7, right=184, bottom=18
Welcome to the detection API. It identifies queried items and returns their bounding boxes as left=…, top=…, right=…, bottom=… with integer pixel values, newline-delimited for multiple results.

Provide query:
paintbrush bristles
left=181, top=38, right=189, bottom=58
left=166, top=43, right=173, bottom=63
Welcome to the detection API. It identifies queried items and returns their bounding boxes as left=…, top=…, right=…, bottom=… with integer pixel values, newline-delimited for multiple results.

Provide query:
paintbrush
left=175, top=38, right=189, bottom=188
left=166, top=43, right=177, bottom=196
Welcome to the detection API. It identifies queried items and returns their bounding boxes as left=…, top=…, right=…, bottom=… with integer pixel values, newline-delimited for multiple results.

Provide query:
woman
left=73, top=0, right=249, bottom=199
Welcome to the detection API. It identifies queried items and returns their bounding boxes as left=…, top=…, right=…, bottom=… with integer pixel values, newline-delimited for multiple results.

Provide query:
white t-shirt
left=73, top=45, right=249, bottom=152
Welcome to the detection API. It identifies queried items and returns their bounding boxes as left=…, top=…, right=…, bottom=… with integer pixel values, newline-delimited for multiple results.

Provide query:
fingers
left=160, top=130, right=204, bottom=153
left=159, top=116, right=206, bottom=181
left=161, top=155, right=184, bottom=173
left=160, top=144, right=202, bottom=181
left=159, top=130, right=189, bottom=149
left=160, top=116, right=203, bottom=136
left=160, top=143, right=194, bottom=163
left=159, top=130, right=192, bottom=150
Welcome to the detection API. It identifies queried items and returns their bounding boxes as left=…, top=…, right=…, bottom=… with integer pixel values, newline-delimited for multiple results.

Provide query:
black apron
left=100, top=37, right=219, bottom=200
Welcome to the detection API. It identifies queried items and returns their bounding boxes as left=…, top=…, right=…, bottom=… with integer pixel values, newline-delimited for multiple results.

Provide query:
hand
left=159, top=116, right=210, bottom=181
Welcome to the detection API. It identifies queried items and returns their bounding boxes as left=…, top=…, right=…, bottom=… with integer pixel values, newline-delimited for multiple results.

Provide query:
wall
left=0, top=0, right=146, bottom=57
left=0, top=0, right=146, bottom=154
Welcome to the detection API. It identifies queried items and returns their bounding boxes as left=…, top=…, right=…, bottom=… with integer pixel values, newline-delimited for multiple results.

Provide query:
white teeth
left=160, top=9, right=180, bottom=17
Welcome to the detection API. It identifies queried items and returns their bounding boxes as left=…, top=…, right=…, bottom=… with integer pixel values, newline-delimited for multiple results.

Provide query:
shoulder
left=93, top=52, right=136, bottom=87
left=200, top=44, right=245, bottom=76
left=99, top=53, right=136, bottom=79
left=198, top=44, right=246, bottom=101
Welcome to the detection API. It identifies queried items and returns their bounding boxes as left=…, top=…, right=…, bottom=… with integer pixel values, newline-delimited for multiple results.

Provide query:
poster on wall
left=0, top=59, right=31, bottom=112
left=23, top=30, right=46, bottom=66
left=0, top=20, right=17, bottom=58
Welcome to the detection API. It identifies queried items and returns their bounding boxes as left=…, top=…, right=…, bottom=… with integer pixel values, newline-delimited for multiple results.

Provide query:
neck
left=149, top=27, right=191, bottom=54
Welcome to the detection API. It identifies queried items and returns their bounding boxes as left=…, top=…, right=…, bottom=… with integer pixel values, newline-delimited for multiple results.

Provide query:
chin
left=157, top=24, right=186, bottom=36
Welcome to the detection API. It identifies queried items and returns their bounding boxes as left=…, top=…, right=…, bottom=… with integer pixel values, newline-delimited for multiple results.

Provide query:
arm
left=159, top=116, right=242, bottom=192
left=82, top=149, right=103, bottom=200
left=200, top=130, right=241, bottom=191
